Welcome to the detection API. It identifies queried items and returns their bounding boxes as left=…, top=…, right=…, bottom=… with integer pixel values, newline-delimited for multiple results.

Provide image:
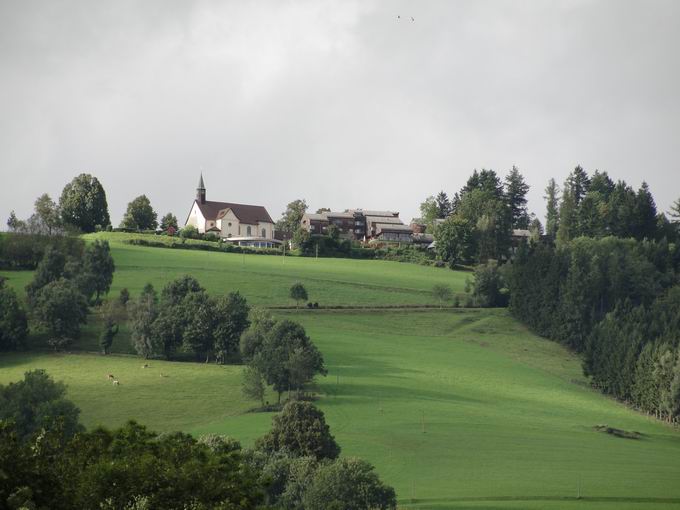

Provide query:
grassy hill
left=1, top=235, right=679, bottom=509
left=0, top=232, right=468, bottom=307
left=2, top=309, right=680, bottom=509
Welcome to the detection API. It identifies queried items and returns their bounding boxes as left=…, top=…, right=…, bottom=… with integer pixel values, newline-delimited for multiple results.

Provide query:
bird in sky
left=411, top=17, right=415, bottom=22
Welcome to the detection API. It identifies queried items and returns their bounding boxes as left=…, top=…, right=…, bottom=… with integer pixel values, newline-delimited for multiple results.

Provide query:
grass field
left=2, top=308, right=680, bottom=509
left=0, top=232, right=468, bottom=307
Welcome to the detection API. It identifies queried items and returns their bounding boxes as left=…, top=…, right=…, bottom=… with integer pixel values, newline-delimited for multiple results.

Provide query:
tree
left=161, top=275, right=204, bottom=306
left=0, top=284, right=28, bottom=351
left=292, top=227, right=311, bottom=249
left=256, top=401, right=340, bottom=460
left=6, top=210, right=24, bottom=232
left=434, top=214, right=474, bottom=268
left=181, top=290, right=216, bottom=361
left=468, top=260, right=507, bottom=307
left=529, top=215, right=543, bottom=242
left=119, top=287, right=130, bottom=305
left=276, top=199, right=308, bottom=239
left=253, top=320, right=326, bottom=402
left=240, top=308, right=277, bottom=362
left=59, top=173, right=110, bottom=232
left=290, top=282, right=308, bottom=308
left=130, top=284, right=158, bottom=358
left=303, top=457, right=397, bottom=510
left=99, top=301, right=122, bottom=354
left=505, top=166, right=530, bottom=229
left=33, top=279, right=89, bottom=350
left=25, top=245, right=67, bottom=306
left=456, top=181, right=511, bottom=262
left=75, top=240, right=115, bottom=304
left=556, top=186, right=577, bottom=247
left=419, top=196, right=439, bottom=232
left=242, top=366, right=266, bottom=407
left=633, top=182, right=658, bottom=240
left=120, top=195, right=158, bottom=231
left=435, top=191, right=451, bottom=218
left=565, top=165, right=590, bottom=205
left=0, top=418, right=264, bottom=510
left=159, top=212, right=178, bottom=231
left=33, top=193, right=61, bottom=235
left=432, top=284, right=453, bottom=309
left=670, top=197, right=680, bottom=223
left=589, top=170, right=615, bottom=197
left=213, top=292, right=251, bottom=363
left=543, top=179, right=560, bottom=239
left=0, top=369, right=83, bottom=442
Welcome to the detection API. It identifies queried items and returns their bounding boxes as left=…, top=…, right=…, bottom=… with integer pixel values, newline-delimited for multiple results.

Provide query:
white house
left=184, top=175, right=280, bottom=248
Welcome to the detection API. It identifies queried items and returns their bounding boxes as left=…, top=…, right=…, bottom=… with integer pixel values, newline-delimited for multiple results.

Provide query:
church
left=184, top=175, right=280, bottom=248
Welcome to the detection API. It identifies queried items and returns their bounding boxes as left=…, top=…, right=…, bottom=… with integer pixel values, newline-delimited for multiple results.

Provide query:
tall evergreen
left=544, top=178, right=560, bottom=238
left=565, top=166, right=590, bottom=205
left=556, top=186, right=577, bottom=247
left=633, top=182, right=658, bottom=240
left=434, top=191, right=451, bottom=218
left=589, top=170, right=615, bottom=198
left=504, top=166, right=530, bottom=229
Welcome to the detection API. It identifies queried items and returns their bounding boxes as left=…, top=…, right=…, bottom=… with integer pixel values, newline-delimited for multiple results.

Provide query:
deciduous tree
left=289, top=282, right=308, bottom=308
left=120, top=195, right=158, bottom=231
left=256, top=401, right=340, bottom=460
left=59, top=173, right=110, bottom=232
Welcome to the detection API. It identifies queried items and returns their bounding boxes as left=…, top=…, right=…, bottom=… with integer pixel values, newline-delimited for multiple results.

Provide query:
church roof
left=196, top=200, right=274, bottom=225
left=197, top=173, right=205, bottom=190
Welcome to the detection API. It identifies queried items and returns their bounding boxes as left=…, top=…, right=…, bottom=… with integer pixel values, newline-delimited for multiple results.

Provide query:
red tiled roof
left=196, top=200, right=274, bottom=225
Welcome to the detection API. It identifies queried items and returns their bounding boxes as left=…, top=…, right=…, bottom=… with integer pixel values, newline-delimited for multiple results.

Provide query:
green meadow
left=1, top=236, right=680, bottom=509
left=1, top=232, right=468, bottom=306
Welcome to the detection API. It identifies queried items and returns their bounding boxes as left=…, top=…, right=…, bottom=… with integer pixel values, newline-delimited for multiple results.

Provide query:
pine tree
left=632, top=182, right=657, bottom=240
left=434, top=191, right=451, bottom=218
left=544, top=179, right=560, bottom=238
left=556, top=186, right=577, bottom=247
left=504, top=166, right=530, bottom=229
left=565, top=166, right=590, bottom=205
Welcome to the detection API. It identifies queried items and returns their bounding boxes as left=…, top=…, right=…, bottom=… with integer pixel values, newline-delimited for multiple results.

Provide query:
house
left=184, top=175, right=280, bottom=248
left=300, top=208, right=413, bottom=243
left=301, top=210, right=365, bottom=240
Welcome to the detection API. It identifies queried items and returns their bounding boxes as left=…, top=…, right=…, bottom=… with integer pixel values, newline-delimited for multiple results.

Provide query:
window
left=247, top=226, right=252, bottom=236
left=228, top=222, right=232, bottom=227
left=261, top=228, right=266, bottom=238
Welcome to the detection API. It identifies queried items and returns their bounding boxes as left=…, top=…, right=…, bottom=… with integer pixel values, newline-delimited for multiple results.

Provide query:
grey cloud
left=1, top=0, right=678, bottom=226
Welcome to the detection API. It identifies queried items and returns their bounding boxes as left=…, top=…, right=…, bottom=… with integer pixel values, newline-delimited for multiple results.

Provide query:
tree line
left=0, top=239, right=115, bottom=352
left=0, top=370, right=396, bottom=509
left=6, top=172, right=179, bottom=235
left=505, top=170, right=680, bottom=421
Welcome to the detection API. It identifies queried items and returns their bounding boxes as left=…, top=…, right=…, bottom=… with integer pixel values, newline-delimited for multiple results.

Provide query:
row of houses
left=183, top=175, right=432, bottom=247
left=300, top=209, right=418, bottom=243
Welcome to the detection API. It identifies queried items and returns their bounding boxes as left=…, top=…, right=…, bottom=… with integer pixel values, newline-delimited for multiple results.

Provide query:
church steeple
left=196, top=173, right=206, bottom=204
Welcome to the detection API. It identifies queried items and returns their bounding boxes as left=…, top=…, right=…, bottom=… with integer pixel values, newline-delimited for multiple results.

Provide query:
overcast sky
left=1, top=0, right=678, bottom=227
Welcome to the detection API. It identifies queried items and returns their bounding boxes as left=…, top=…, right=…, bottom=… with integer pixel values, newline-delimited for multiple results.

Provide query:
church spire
left=196, top=173, right=206, bottom=204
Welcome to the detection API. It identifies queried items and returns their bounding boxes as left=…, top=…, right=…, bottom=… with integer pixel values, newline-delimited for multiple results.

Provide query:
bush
left=180, top=225, right=199, bottom=239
